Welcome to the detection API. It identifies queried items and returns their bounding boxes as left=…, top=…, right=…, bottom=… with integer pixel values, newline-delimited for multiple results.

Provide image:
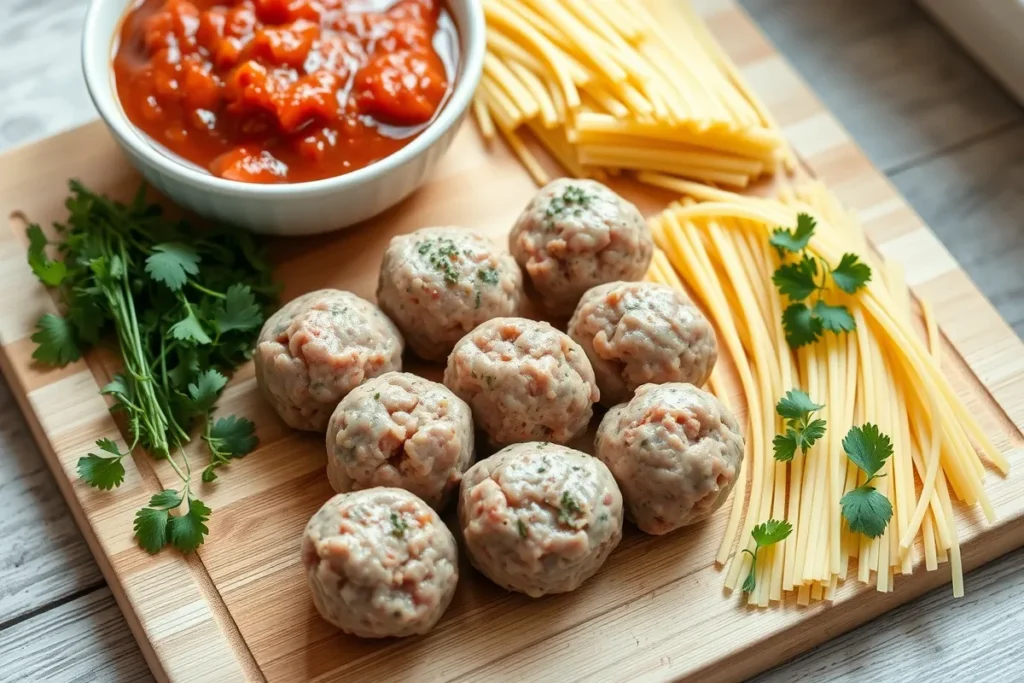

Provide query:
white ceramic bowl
left=82, top=0, right=484, bottom=236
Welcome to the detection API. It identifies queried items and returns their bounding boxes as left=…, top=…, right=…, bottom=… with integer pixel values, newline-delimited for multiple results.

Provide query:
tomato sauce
left=112, top=0, right=458, bottom=183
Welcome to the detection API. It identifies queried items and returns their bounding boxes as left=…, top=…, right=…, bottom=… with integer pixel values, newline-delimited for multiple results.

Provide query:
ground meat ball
left=377, top=227, right=523, bottom=361
left=443, top=317, right=598, bottom=446
left=509, top=178, right=653, bottom=316
left=255, top=289, right=403, bottom=432
left=301, top=488, right=459, bottom=638
left=568, top=281, right=718, bottom=405
left=595, top=383, right=744, bottom=535
left=459, top=443, right=623, bottom=597
left=325, top=372, right=475, bottom=510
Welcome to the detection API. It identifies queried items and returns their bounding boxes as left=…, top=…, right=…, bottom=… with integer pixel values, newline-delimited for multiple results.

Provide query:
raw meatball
left=458, top=443, right=623, bottom=597
left=325, top=372, right=474, bottom=510
left=301, top=488, right=459, bottom=638
left=377, top=227, right=523, bottom=361
left=509, top=178, right=653, bottom=316
left=255, top=289, right=403, bottom=432
left=595, top=383, right=744, bottom=534
left=443, top=317, right=598, bottom=446
left=568, top=281, right=718, bottom=405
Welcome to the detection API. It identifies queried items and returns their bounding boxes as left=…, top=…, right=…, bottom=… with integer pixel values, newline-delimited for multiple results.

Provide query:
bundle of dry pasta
left=475, top=0, right=793, bottom=187
left=643, top=173, right=1008, bottom=605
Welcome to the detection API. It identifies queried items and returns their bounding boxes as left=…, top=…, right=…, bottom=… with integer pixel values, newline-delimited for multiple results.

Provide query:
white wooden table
left=1, top=0, right=1022, bottom=680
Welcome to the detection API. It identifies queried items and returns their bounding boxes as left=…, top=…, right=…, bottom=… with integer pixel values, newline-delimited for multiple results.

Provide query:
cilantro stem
left=187, top=280, right=225, bottom=299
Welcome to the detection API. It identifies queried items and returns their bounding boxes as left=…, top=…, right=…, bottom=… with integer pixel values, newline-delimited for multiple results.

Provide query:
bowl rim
left=81, top=0, right=485, bottom=198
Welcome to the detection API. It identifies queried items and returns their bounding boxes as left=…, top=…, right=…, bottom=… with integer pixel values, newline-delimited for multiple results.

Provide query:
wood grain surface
left=0, top=0, right=1023, bottom=681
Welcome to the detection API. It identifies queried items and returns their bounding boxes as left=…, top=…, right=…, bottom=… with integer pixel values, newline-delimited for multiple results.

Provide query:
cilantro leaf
left=102, top=375, right=132, bottom=400
left=146, top=243, right=200, bottom=291
left=66, top=293, right=106, bottom=345
left=26, top=224, right=68, bottom=286
left=840, top=486, right=892, bottom=538
left=207, top=415, right=258, bottom=457
left=781, top=303, right=823, bottom=348
left=772, top=432, right=798, bottom=462
left=773, top=390, right=826, bottom=462
left=95, top=437, right=122, bottom=456
left=77, top=453, right=126, bottom=490
left=168, top=498, right=211, bottom=553
left=769, top=213, right=816, bottom=255
left=801, top=418, right=827, bottom=449
left=169, top=308, right=212, bottom=345
left=776, top=389, right=823, bottom=420
left=31, top=313, right=82, bottom=366
left=742, top=518, right=793, bottom=593
left=202, top=415, right=258, bottom=482
left=148, top=489, right=183, bottom=509
left=167, top=351, right=200, bottom=389
left=814, top=301, right=857, bottom=333
left=214, top=284, right=263, bottom=335
left=842, top=423, right=893, bottom=480
left=134, top=507, right=170, bottom=554
left=188, top=369, right=228, bottom=414
left=830, top=253, right=872, bottom=294
left=751, top=519, right=793, bottom=547
left=772, top=255, right=819, bottom=301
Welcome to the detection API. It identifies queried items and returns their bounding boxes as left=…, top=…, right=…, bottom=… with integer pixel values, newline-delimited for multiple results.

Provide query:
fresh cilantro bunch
left=840, top=424, right=895, bottom=538
left=27, top=180, right=277, bottom=553
left=772, top=389, right=826, bottom=462
left=769, top=213, right=871, bottom=348
left=742, top=519, right=793, bottom=593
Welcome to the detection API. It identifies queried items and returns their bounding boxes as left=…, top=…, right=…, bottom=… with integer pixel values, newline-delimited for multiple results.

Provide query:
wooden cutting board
left=1, top=1, right=1023, bottom=681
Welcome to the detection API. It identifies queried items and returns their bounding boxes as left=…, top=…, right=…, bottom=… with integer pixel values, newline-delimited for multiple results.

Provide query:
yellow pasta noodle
left=477, top=0, right=789, bottom=184
left=649, top=181, right=1006, bottom=603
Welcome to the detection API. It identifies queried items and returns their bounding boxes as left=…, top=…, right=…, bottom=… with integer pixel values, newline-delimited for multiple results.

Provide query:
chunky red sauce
left=113, top=0, right=457, bottom=183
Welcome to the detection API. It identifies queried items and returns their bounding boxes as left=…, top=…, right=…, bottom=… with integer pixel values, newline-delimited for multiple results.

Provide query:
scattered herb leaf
left=145, top=243, right=201, bottom=291
left=772, top=390, right=826, bottom=462
left=26, top=224, right=68, bottom=286
left=840, top=424, right=895, bottom=538
left=770, top=213, right=871, bottom=348
left=31, top=314, right=81, bottom=366
left=742, top=519, right=793, bottom=593
left=769, top=213, right=816, bottom=256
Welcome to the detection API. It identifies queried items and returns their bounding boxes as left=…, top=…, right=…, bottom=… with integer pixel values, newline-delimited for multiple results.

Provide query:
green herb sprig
left=27, top=181, right=276, bottom=553
left=769, top=213, right=871, bottom=348
left=840, top=423, right=895, bottom=538
left=772, top=390, right=826, bottom=462
left=742, top=519, right=793, bottom=593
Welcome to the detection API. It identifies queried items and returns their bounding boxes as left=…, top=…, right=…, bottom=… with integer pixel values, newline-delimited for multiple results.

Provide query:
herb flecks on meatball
left=569, top=281, right=718, bottom=405
left=443, top=317, right=598, bottom=446
left=302, top=488, right=459, bottom=638
left=254, top=289, right=403, bottom=432
left=596, top=383, right=744, bottom=535
left=325, top=371, right=475, bottom=510
left=509, top=179, right=653, bottom=316
left=458, top=442, right=623, bottom=597
left=378, top=227, right=523, bottom=361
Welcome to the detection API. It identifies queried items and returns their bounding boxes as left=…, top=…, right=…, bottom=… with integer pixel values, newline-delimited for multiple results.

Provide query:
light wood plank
left=0, top=588, right=153, bottom=683
left=0, top=377, right=103, bottom=624
left=738, top=0, right=1023, bottom=172
left=889, top=124, right=1024, bottom=335
left=0, top=1, right=1022, bottom=682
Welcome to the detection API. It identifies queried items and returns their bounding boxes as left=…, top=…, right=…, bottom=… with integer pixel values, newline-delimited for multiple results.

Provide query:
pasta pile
left=475, top=0, right=793, bottom=187
left=643, top=173, right=1008, bottom=604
